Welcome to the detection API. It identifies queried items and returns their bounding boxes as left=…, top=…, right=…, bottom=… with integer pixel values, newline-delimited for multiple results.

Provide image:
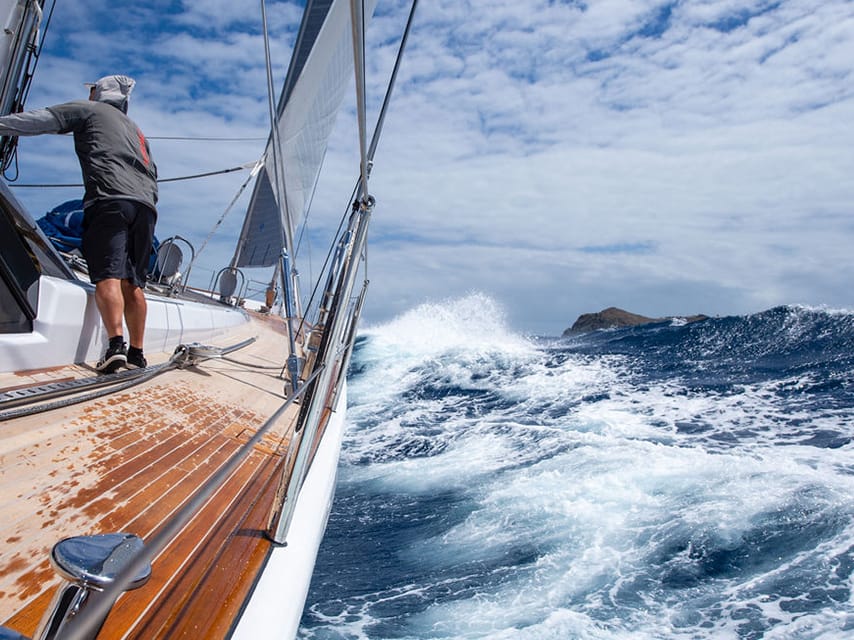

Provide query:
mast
left=349, top=0, right=370, bottom=204
left=260, top=0, right=302, bottom=390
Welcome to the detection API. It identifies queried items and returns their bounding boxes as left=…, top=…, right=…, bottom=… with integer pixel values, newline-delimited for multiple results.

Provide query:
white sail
left=233, top=0, right=376, bottom=269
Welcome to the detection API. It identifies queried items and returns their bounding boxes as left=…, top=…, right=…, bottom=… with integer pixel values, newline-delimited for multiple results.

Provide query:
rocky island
left=564, top=307, right=709, bottom=335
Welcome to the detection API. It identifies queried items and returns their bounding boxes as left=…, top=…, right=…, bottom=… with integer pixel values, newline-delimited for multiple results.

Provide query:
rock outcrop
left=563, top=307, right=708, bottom=335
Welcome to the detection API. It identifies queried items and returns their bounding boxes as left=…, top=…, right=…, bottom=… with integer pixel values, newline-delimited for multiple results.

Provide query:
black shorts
left=82, top=199, right=157, bottom=287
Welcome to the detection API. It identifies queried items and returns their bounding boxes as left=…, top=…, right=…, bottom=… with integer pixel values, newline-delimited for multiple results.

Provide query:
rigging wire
left=148, top=136, right=267, bottom=141
left=158, top=162, right=257, bottom=183
left=7, top=161, right=257, bottom=188
left=260, top=0, right=303, bottom=394
left=192, top=158, right=265, bottom=261
left=260, top=0, right=290, bottom=261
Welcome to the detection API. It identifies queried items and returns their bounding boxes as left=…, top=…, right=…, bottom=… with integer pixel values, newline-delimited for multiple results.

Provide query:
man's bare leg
left=94, top=278, right=125, bottom=339
left=93, top=278, right=128, bottom=372
left=121, top=279, right=147, bottom=350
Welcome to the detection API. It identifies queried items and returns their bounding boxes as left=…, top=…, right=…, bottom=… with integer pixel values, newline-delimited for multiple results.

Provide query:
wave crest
left=361, top=292, right=533, bottom=356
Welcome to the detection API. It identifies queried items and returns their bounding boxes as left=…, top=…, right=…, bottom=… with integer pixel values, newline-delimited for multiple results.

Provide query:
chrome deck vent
left=33, top=533, right=151, bottom=640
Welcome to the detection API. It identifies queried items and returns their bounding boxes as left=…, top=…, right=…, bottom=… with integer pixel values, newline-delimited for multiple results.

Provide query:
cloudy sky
left=7, top=0, right=854, bottom=334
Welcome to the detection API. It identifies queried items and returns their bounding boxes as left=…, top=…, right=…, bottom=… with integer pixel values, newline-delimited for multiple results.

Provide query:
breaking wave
left=300, top=298, right=854, bottom=639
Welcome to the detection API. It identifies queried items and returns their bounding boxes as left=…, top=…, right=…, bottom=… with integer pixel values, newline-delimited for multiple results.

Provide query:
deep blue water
left=298, top=296, right=854, bottom=639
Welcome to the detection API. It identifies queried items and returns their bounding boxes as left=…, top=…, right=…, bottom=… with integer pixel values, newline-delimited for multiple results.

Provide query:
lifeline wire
left=8, top=161, right=257, bottom=188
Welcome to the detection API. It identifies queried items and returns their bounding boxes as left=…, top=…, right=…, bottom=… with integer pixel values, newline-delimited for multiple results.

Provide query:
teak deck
left=0, top=313, right=304, bottom=638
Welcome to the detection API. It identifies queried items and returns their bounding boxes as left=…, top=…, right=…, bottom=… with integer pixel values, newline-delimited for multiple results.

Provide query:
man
left=0, top=75, right=158, bottom=373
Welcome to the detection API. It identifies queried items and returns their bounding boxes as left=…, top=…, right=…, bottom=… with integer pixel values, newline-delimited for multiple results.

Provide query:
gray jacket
left=0, top=96, right=158, bottom=212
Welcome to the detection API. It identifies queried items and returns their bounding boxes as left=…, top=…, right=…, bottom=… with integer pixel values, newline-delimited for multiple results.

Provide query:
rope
left=221, top=356, right=283, bottom=370
left=0, top=365, right=166, bottom=421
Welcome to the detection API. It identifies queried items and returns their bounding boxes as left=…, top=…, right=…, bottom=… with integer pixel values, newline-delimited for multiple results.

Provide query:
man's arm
left=0, top=108, right=62, bottom=136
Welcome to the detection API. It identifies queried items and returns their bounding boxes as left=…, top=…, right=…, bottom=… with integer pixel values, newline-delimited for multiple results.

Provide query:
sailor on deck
left=0, top=75, right=158, bottom=373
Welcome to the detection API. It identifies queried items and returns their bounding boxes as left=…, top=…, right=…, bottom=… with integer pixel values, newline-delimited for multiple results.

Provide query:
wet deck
left=0, top=313, right=301, bottom=638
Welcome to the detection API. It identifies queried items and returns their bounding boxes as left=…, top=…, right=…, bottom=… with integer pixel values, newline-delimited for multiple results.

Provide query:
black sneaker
left=96, top=340, right=127, bottom=374
left=126, top=347, right=147, bottom=370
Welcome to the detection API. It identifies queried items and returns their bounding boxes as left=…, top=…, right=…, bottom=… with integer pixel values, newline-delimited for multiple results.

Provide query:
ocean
left=298, top=295, right=854, bottom=639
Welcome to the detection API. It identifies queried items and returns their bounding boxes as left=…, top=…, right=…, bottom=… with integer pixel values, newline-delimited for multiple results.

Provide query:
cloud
left=6, top=0, right=854, bottom=334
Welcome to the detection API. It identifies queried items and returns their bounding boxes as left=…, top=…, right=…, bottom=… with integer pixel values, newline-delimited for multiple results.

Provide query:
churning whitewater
left=298, top=295, right=854, bottom=639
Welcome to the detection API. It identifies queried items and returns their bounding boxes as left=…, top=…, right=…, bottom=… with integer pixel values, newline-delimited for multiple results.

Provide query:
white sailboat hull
left=232, top=383, right=346, bottom=639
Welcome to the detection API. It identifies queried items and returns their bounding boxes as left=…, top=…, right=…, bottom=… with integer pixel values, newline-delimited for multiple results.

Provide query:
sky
left=5, top=0, right=854, bottom=335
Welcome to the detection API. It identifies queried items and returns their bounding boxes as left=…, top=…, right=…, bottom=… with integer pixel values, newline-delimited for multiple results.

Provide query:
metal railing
left=210, top=266, right=247, bottom=306
left=267, top=197, right=372, bottom=543
left=150, top=235, right=195, bottom=295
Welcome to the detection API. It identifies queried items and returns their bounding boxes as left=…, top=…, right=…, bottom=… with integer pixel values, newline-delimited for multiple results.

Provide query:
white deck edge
left=231, top=382, right=348, bottom=640
left=0, top=275, right=249, bottom=373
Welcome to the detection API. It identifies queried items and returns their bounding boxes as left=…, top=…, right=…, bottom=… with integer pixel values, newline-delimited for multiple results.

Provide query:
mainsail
left=232, top=0, right=377, bottom=269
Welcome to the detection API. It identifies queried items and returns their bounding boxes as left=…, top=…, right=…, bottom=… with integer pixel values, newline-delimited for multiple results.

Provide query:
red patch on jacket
left=137, top=129, right=150, bottom=166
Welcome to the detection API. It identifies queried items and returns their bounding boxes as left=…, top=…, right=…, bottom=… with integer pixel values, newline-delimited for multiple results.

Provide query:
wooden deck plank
left=0, top=383, right=254, bottom=597
left=0, top=383, right=217, bottom=510
left=1, top=313, right=303, bottom=638
left=116, top=453, right=281, bottom=639
left=0, top=406, right=259, bottom=636
left=95, top=439, right=241, bottom=534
